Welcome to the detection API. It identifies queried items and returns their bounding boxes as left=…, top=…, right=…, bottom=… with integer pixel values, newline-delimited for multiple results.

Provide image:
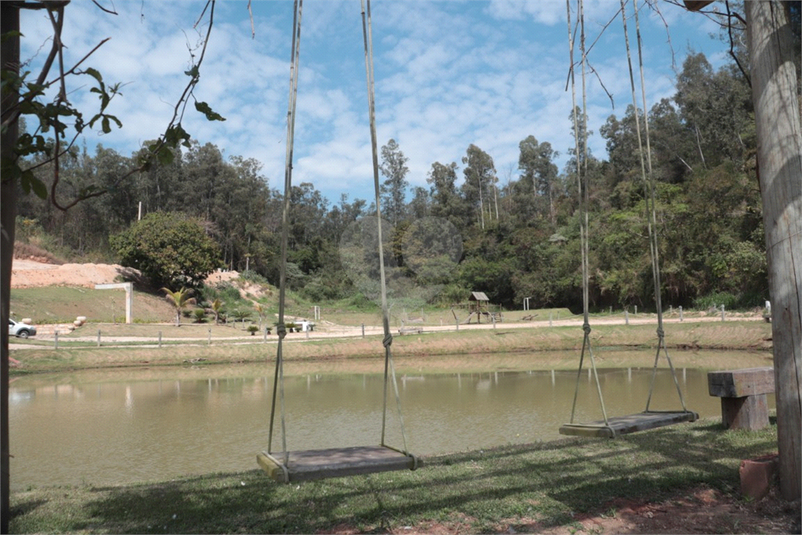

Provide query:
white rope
left=360, top=0, right=411, bottom=454
left=268, top=0, right=303, bottom=463
left=565, top=0, right=609, bottom=427
left=622, top=0, right=689, bottom=413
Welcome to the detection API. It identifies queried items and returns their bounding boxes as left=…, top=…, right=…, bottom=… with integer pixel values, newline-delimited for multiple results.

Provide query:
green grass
left=10, top=320, right=774, bottom=375
left=10, top=287, right=175, bottom=324
left=9, top=418, right=781, bottom=534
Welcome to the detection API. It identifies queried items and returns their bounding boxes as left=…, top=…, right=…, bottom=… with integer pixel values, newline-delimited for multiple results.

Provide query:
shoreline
left=9, top=318, right=774, bottom=376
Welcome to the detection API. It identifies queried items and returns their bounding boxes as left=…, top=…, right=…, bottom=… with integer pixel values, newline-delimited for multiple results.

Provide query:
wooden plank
left=257, top=446, right=419, bottom=483
left=708, top=367, right=775, bottom=397
left=559, top=411, right=699, bottom=438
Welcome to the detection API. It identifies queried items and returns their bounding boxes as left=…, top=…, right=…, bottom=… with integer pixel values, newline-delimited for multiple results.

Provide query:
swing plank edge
left=559, top=410, right=699, bottom=438
left=257, top=446, right=420, bottom=483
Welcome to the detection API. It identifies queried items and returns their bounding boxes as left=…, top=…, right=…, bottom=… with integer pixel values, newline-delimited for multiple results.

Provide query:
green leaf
left=20, top=170, right=48, bottom=199
left=195, top=101, right=226, bottom=122
left=164, top=124, right=191, bottom=148
left=157, top=147, right=175, bottom=165
left=84, top=67, right=103, bottom=84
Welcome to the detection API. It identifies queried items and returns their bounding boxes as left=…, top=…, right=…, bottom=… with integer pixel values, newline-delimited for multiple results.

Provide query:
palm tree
left=254, top=303, right=266, bottom=329
left=162, top=287, right=196, bottom=326
left=211, top=298, right=224, bottom=325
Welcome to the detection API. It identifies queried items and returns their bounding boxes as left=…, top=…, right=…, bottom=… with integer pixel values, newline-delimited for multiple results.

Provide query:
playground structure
left=450, top=292, right=504, bottom=325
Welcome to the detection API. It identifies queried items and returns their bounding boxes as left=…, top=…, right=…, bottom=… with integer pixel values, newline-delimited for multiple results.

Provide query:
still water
left=9, top=352, right=774, bottom=490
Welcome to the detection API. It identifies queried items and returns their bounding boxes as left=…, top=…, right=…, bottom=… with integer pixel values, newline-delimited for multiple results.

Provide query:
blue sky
left=20, top=0, right=730, bottom=205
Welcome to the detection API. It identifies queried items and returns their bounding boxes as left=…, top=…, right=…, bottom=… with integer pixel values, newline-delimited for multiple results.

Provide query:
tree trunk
left=747, top=1, right=802, bottom=501
left=1, top=5, right=20, bottom=530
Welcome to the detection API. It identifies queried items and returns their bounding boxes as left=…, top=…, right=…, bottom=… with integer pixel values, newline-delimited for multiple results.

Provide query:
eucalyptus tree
left=461, top=144, right=497, bottom=229
left=674, top=52, right=754, bottom=169
left=517, top=135, right=559, bottom=224
left=408, top=186, right=430, bottom=220
left=646, top=98, right=695, bottom=184
left=379, top=139, right=410, bottom=226
left=427, top=161, right=467, bottom=229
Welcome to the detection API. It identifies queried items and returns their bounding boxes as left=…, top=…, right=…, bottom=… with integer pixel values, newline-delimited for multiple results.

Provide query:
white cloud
left=18, top=0, right=728, bottom=203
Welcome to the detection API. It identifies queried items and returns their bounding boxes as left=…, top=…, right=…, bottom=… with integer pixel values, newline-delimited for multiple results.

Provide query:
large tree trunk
left=746, top=1, right=802, bottom=502
left=1, top=5, right=20, bottom=530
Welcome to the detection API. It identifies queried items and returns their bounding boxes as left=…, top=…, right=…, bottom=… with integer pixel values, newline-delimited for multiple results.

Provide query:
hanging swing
left=256, top=0, right=419, bottom=483
left=558, top=0, right=697, bottom=439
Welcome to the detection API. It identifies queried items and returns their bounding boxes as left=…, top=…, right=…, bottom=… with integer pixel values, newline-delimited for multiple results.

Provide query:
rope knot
left=656, top=327, right=665, bottom=338
left=383, top=333, right=393, bottom=348
left=582, top=323, right=592, bottom=335
left=276, top=323, right=287, bottom=339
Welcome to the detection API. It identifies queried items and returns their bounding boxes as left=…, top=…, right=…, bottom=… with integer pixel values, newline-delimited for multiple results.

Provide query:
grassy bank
left=10, top=320, right=773, bottom=375
left=9, top=418, right=787, bottom=534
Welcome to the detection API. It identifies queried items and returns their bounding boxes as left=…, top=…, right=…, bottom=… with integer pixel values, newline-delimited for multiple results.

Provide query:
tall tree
left=462, top=144, right=497, bottom=229
left=518, top=135, right=559, bottom=223
left=674, top=52, right=753, bottom=169
left=379, top=139, right=409, bottom=226
left=409, top=186, right=430, bottom=219
left=746, top=0, right=802, bottom=501
left=427, top=161, right=466, bottom=227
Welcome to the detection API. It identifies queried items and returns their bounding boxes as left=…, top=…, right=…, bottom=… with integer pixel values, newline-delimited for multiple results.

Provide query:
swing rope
left=622, top=0, right=689, bottom=413
left=360, top=0, right=411, bottom=455
left=565, top=0, right=609, bottom=427
left=564, top=0, right=694, bottom=437
left=266, top=0, right=411, bottom=464
left=267, top=0, right=303, bottom=465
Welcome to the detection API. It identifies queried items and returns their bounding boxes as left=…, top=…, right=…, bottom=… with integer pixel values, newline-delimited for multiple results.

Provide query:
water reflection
left=9, top=358, right=774, bottom=490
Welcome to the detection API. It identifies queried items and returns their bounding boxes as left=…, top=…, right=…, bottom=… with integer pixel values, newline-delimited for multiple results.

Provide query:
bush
left=193, top=309, right=207, bottom=323
left=693, top=292, right=739, bottom=311
left=110, top=212, right=222, bottom=289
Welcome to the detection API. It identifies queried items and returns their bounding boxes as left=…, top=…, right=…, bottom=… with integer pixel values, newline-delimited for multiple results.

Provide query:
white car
left=9, top=319, right=36, bottom=339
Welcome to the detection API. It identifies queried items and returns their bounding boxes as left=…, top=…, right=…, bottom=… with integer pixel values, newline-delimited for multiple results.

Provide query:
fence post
left=625, top=310, right=629, bottom=325
left=158, top=331, right=162, bottom=348
left=97, top=329, right=101, bottom=347
left=679, top=306, right=683, bottom=322
left=54, top=330, right=58, bottom=350
left=549, top=311, right=553, bottom=327
left=721, top=304, right=726, bottom=322
left=361, top=323, right=365, bottom=338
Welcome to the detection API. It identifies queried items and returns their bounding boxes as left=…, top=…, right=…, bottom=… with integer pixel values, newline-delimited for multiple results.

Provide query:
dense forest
left=15, top=49, right=774, bottom=312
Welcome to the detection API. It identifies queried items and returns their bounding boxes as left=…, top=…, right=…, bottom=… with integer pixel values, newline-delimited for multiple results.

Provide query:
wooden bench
left=398, top=326, right=423, bottom=335
left=708, top=367, right=775, bottom=430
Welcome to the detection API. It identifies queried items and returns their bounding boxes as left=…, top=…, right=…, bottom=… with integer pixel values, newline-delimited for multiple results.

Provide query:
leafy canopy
left=110, top=212, right=222, bottom=290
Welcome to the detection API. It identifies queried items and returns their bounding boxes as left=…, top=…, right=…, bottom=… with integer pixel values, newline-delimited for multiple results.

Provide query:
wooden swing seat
left=559, top=410, right=699, bottom=438
left=257, top=445, right=420, bottom=483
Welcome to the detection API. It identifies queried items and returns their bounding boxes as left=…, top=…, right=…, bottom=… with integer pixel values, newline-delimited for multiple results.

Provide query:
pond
left=9, top=350, right=774, bottom=490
